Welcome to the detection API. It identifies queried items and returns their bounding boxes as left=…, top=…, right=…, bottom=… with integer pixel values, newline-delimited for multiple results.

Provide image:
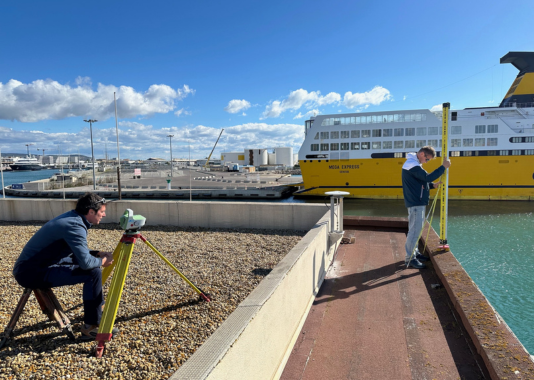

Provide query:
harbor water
left=1, top=170, right=533, bottom=354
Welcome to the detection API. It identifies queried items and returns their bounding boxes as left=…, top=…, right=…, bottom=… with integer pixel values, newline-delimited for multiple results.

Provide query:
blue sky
left=1, top=0, right=533, bottom=160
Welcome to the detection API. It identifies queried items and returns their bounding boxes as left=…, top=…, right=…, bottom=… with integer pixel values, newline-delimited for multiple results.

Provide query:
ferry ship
left=296, top=52, right=534, bottom=200
left=10, top=156, right=47, bottom=171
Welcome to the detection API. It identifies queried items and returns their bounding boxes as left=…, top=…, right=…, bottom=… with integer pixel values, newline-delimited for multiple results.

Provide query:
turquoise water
left=1, top=171, right=533, bottom=353
left=335, top=198, right=534, bottom=355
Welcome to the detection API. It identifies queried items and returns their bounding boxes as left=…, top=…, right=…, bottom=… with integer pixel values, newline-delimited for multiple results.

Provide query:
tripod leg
left=95, top=240, right=135, bottom=358
left=101, top=241, right=123, bottom=284
left=140, top=235, right=210, bottom=302
left=42, top=289, right=75, bottom=341
left=0, top=288, right=32, bottom=349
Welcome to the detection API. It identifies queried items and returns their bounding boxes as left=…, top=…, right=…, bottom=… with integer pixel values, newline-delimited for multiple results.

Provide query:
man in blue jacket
left=402, top=146, right=451, bottom=269
left=13, top=192, right=116, bottom=340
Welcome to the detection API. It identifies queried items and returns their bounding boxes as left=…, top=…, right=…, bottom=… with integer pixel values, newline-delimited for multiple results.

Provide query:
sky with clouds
left=1, top=1, right=533, bottom=160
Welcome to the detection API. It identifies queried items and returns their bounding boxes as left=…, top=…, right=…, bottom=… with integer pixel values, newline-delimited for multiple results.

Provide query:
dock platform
left=281, top=217, right=534, bottom=380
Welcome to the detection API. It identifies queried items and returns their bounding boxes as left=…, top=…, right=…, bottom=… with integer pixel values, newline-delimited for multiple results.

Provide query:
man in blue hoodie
left=13, top=192, right=117, bottom=340
left=402, top=146, right=451, bottom=269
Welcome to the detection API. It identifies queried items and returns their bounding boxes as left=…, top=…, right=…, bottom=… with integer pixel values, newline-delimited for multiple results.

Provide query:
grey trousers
left=405, top=205, right=426, bottom=261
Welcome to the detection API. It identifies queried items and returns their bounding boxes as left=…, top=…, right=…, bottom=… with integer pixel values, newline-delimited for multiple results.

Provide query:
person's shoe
left=405, top=259, right=426, bottom=269
left=80, top=324, right=120, bottom=341
left=415, top=253, right=430, bottom=262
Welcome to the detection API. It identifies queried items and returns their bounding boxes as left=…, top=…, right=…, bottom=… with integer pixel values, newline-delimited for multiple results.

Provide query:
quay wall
left=0, top=199, right=326, bottom=231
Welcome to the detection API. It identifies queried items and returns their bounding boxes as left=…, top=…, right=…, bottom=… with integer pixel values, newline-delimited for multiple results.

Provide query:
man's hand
left=443, top=158, right=451, bottom=168
left=433, top=181, right=442, bottom=189
left=98, top=251, right=114, bottom=267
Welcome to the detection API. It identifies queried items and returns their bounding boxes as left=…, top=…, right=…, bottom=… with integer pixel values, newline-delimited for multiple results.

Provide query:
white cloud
left=342, top=86, right=391, bottom=109
left=293, top=109, right=320, bottom=119
left=174, top=108, right=192, bottom=117
left=224, top=99, right=251, bottom=114
left=430, top=104, right=442, bottom=112
left=261, top=89, right=340, bottom=119
left=0, top=78, right=195, bottom=122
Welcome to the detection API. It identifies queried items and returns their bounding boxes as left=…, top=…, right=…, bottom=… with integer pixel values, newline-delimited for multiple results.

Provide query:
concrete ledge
left=172, top=211, right=338, bottom=379
left=0, top=199, right=327, bottom=231
left=420, top=225, right=534, bottom=379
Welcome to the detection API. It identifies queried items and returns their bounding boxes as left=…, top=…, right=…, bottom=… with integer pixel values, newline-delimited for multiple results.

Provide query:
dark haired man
left=13, top=192, right=117, bottom=340
left=402, top=146, right=451, bottom=269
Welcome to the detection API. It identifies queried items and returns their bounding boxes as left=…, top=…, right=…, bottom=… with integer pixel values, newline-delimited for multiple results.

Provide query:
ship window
left=405, top=140, right=415, bottom=149
left=355, top=116, right=361, bottom=124
left=321, top=119, right=328, bottom=126
left=428, top=127, right=439, bottom=135
left=450, top=151, right=460, bottom=157
left=526, top=137, right=534, bottom=142
left=463, top=138, right=473, bottom=147
left=351, top=117, right=356, bottom=124
left=394, top=152, right=404, bottom=158
left=320, top=132, right=329, bottom=139
left=311, top=144, right=319, bottom=151
left=512, top=137, right=521, bottom=143
left=351, top=130, right=360, bottom=138
left=387, top=114, right=394, bottom=123
left=488, top=124, right=498, bottom=133
left=383, top=141, right=392, bottom=149
left=362, top=130, right=371, bottom=138
left=394, top=114, right=400, bottom=122
left=372, top=129, right=381, bottom=137
left=428, top=139, right=438, bottom=147
left=439, top=139, right=442, bottom=147
left=415, top=114, right=422, bottom=122
left=416, top=140, right=426, bottom=148
left=463, top=151, right=473, bottom=156
left=487, top=150, right=496, bottom=156
left=475, top=125, right=486, bottom=134
left=394, top=128, right=404, bottom=137
left=526, top=149, right=534, bottom=155
left=320, top=143, right=329, bottom=151
left=451, top=139, right=461, bottom=147
left=341, top=143, right=349, bottom=150
left=341, top=131, right=350, bottom=139
left=314, top=133, right=319, bottom=140
left=422, top=114, right=427, bottom=121
left=383, top=128, right=392, bottom=137
left=372, top=142, right=381, bottom=149
left=405, top=128, right=415, bottom=136
left=394, top=141, right=403, bottom=149
left=382, top=115, right=388, bottom=123
left=330, top=131, right=339, bottom=139
left=451, top=112, right=457, bottom=121
left=475, top=138, right=485, bottom=147
left=334, top=118, right=340, bottom=125
left=351, top=142, right=360, bottom=150
left=361, top=142, right=370, bottom=150
left=512, top=150, right=521, bottom=155
left=500, top=150, right=509, bottom=156
left=416, top=127, right=426, bottom=136
left=330, top=152, right=339, bottom=160
left=340, top=117, right=347, bottom=125
left=487, top=138, right=498, bottom=146
left=451, top=125, right=462, bottom=134
left=330, top=143, right=339, bottom=151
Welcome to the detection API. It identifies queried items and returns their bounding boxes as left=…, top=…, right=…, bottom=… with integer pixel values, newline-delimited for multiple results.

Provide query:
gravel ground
left=0, top=222, right=306, bottom=380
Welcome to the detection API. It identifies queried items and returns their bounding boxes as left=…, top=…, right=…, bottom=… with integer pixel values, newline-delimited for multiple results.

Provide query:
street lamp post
left=37, top=148, right=47, bottom=166
left=84, top=119, right=98, bottom=190
left=167, top=134, right=174, bottom=178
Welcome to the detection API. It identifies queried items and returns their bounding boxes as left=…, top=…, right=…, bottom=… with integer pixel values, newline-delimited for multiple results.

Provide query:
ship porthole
left=345, top=182, right=349, bottom=186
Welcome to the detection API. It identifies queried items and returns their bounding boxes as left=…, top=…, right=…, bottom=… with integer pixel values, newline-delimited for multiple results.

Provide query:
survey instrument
left=95, top=209, right=211, bottom=358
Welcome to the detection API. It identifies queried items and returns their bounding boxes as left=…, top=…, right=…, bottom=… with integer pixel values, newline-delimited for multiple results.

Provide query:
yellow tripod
left=95, top=209, right=210, bottom=358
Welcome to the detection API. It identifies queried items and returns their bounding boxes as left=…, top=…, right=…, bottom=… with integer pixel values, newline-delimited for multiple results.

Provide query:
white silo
left=268, top=153, right=276, bottom=165
left=245, top=149, right=268, bottom=166
left=221, top=152, right=244, bottom=165
left=274, top=147, right=293, bottom=167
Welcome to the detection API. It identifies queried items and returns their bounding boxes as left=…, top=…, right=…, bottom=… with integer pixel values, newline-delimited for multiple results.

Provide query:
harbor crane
left=204, top=129, right=224, bottom=169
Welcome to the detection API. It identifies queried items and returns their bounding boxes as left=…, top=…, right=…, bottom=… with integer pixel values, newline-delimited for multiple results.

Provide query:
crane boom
left=204, top=129, right=224, bottom=168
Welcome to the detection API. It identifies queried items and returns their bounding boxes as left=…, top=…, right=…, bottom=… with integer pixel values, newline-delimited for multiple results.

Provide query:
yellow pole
left=95, top=238, right=136, bottom=358
left=101, top=241, right=123, bottom=284
left=439, top=102, right=450, bottom=249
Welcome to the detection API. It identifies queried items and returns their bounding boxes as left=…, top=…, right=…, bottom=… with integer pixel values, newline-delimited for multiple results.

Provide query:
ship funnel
left=500, top=52, right=534, bottom=107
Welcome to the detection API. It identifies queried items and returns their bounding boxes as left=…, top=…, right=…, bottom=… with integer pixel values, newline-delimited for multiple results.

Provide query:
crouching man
left=13, top=192, right=118, bottom=340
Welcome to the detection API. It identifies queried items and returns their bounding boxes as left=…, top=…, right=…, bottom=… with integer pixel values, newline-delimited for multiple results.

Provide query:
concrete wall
left=0, top=199, right=327, bottom=231
left=171, top=210, right=338, bottom=379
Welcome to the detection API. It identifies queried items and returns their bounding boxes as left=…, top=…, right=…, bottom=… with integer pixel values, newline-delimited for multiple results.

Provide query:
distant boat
left=10, top=157, right=47, bottom=171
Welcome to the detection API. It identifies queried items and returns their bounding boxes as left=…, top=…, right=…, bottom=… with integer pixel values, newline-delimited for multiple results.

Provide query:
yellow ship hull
left=298, top=156, right=534, bottom=200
